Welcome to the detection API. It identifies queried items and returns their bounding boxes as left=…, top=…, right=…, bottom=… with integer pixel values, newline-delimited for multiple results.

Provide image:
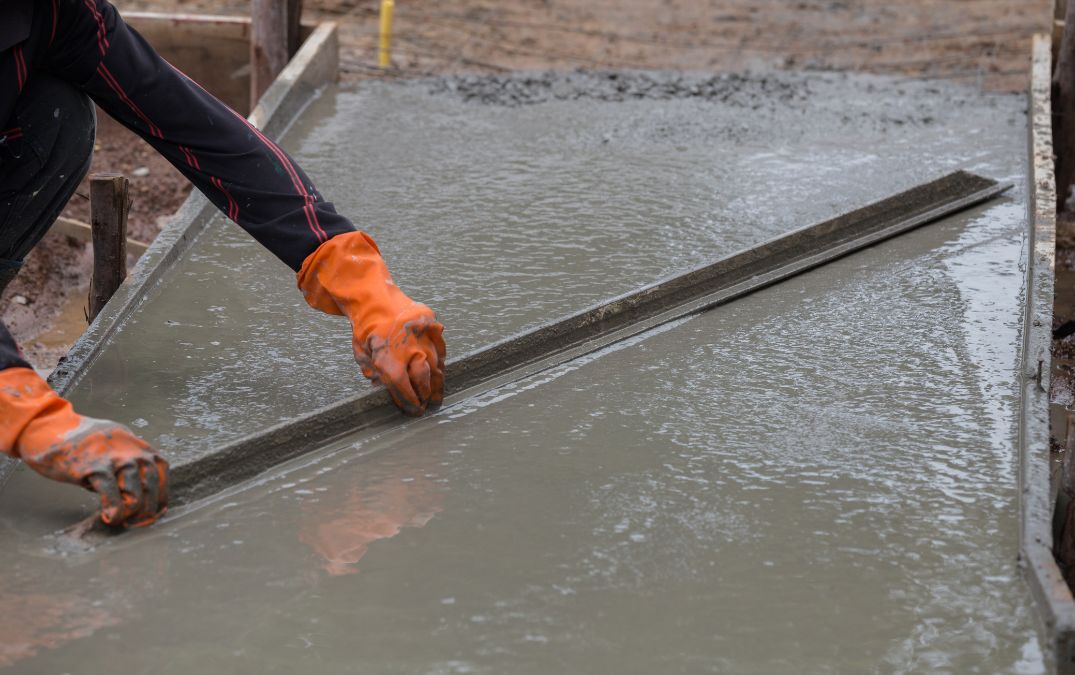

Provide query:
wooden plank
left=1024, top=33, right=1075, bottom=674
left=121, top=12, right=317, bottom=115
left=52, top=217, right=149, bottom=259
left=124, top=13, right=253, bottom=114
left=88, top=174, right=130, bottom=321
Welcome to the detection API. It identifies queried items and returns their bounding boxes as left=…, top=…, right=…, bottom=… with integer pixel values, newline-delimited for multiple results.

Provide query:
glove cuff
left=296, top=230, right=434, bottom=346
left=297, top=231, right=380, bottom=317
left=0, top=367, right=78, bottom=460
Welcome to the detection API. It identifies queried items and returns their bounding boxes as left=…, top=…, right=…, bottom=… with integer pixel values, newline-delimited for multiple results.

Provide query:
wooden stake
left=251, top=0, right=305, bottom=106
left=379, top=0, right=394, bottom=68
left=1055, top=0, right=1075, bottom=211
left=88, top=173, right=129, bottom=321
left=287, top=0, right=305, bottom=58
left=251, top=0, right=288, bottom=105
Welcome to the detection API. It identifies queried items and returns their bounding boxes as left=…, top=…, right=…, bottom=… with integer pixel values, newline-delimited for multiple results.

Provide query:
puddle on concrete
left=0, top=71, right=1041, bottom=671
left=0, top=178, right=1042, bottom=672
left=43, top=71, right=1026, bottom=464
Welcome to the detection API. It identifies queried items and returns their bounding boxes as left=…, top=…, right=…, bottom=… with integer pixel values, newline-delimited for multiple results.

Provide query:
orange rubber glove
left=0, top=368, right=168, bottom=528
left=297, top=231, right=446, bottom=416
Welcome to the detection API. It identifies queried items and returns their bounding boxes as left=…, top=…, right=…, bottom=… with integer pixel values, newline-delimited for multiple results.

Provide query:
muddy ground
left=0, top=0, right=1049, bottom=370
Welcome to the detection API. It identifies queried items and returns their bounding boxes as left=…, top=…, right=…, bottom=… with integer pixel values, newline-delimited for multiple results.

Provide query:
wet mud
left=0, top=71, right=1040, bottom=670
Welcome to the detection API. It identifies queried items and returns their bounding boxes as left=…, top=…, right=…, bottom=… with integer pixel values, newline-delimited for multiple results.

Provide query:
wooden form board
left=1025, top=33, right=1075, bottom=674
left=117, top=13, right=316, bottom=115
left=1058, top=0, right=1068, bottom=64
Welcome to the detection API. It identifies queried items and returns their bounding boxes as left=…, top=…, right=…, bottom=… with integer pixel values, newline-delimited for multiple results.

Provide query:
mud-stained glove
left=0, top=368, right=169, bottom=527
left=297, top=231, right=446, bottom=416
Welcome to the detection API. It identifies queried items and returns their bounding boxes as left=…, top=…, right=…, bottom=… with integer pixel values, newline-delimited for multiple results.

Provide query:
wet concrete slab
left=0, top=71, right=1041, bottom=670
left=29, top=71, right=1028, bottom=464
left=0, top=169, right=1041, bottom=671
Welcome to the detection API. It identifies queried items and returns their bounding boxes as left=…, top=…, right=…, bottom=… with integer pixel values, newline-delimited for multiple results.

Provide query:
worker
left=0, top=0, right=446, bottom=528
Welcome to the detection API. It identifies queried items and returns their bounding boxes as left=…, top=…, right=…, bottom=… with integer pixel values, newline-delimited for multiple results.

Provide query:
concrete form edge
left=1024, top=33, right=1075, bottom=673
left=0, top=20, right=338, bottom=488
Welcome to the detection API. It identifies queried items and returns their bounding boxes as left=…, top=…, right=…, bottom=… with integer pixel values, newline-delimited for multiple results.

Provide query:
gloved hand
left=297, top=231, right=446, bottom=416
left=0, top=368, right=168, bottom=527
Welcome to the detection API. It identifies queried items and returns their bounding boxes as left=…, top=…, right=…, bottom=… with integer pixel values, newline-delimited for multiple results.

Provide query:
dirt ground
left=1, top=0, right=1051, bottom=370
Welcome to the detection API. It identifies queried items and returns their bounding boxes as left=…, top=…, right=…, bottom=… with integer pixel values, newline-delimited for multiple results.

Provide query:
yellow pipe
left=379, top=0, right=394, bottom=68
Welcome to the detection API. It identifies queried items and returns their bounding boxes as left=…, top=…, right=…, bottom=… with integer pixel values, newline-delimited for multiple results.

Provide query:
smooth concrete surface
left=47, top=71, right=1027, bottom=464
left=0, top=71, right=1040, bottom=670
left=0, top=173, right=1042, bottom=671
left=157, top=171, right=1010, bottom=507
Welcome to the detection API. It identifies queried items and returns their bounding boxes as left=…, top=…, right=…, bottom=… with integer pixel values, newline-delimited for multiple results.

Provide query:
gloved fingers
left=426, top=323, right=446, bottom=410
left=376, top=352, right=425, bottom=416
left=417, top=338, right=444, bottom=411
left=428, top=321, right=446, bottom=366
left=355, top=346, right=378, bottom=383
left=139, top=459, right=161, bottom=520
left=87, top=472, right=124, bottom=526
left=408, top=354, right=433, bottom=409
left=115, top=463, right=144, bottom=526
left=120, top=457, right=169, bottom=529
left=384, top=373, right=425, bottom=416
left=403, top=319, right=445, bottom=412
left=154, top=456, right=170, bottom=513
left=427, top=362, right=444, bottom=411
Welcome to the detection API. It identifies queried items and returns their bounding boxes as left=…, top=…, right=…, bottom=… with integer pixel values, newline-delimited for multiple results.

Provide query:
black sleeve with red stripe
left=43, top=0, right=357, bottom=271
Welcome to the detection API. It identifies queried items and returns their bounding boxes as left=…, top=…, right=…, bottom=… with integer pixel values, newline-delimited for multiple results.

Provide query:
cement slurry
left=0, top=71, right=1042, bottom=670
left=33, top=71, right=1028, bottom=462
left=0, top=169, right=1043, bottom=671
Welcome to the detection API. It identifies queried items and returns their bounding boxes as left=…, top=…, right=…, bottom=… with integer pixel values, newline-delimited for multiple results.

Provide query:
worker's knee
left=6, top=72, right=96, bottom=173
left=0, top=73, right=95, bottom=266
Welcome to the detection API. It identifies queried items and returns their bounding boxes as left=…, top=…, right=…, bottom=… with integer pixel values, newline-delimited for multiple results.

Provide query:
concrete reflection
left=299, top=472, right=443, bottom=576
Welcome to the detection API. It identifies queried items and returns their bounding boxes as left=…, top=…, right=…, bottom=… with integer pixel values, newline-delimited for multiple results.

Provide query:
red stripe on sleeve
left=50, top=0, right=59, bottom=46
left=96, top=63, right=163, bottom=138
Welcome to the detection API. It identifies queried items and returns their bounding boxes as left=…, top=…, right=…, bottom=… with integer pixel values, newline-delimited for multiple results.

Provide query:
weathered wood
left=88, top=174, right=129, bottom=321
left=54, top=216, right=149, bottom=259
left=287, top=0, right=305, bottom=57
left=1055, top=0, right=1075, bottom=211
left=125, top=14, right=253, bottom=115
left=120, top=13, right=316, bottom=116
left=250, top=0, right=289, bottom=104
left=1026, top=34, right=1075, bottom=672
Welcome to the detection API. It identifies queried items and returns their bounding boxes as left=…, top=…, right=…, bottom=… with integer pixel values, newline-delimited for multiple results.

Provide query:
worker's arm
left=43, top=0, right=352, bottom=270
left=0, top=323, right=167, bottom=527
left=40, top=0, right=445, bottom=414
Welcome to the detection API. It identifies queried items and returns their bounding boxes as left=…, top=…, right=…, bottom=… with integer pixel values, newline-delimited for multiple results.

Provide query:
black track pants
left=0, top=73, right=95, bottom=288
left=0, top=73, right=94, bottom=371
